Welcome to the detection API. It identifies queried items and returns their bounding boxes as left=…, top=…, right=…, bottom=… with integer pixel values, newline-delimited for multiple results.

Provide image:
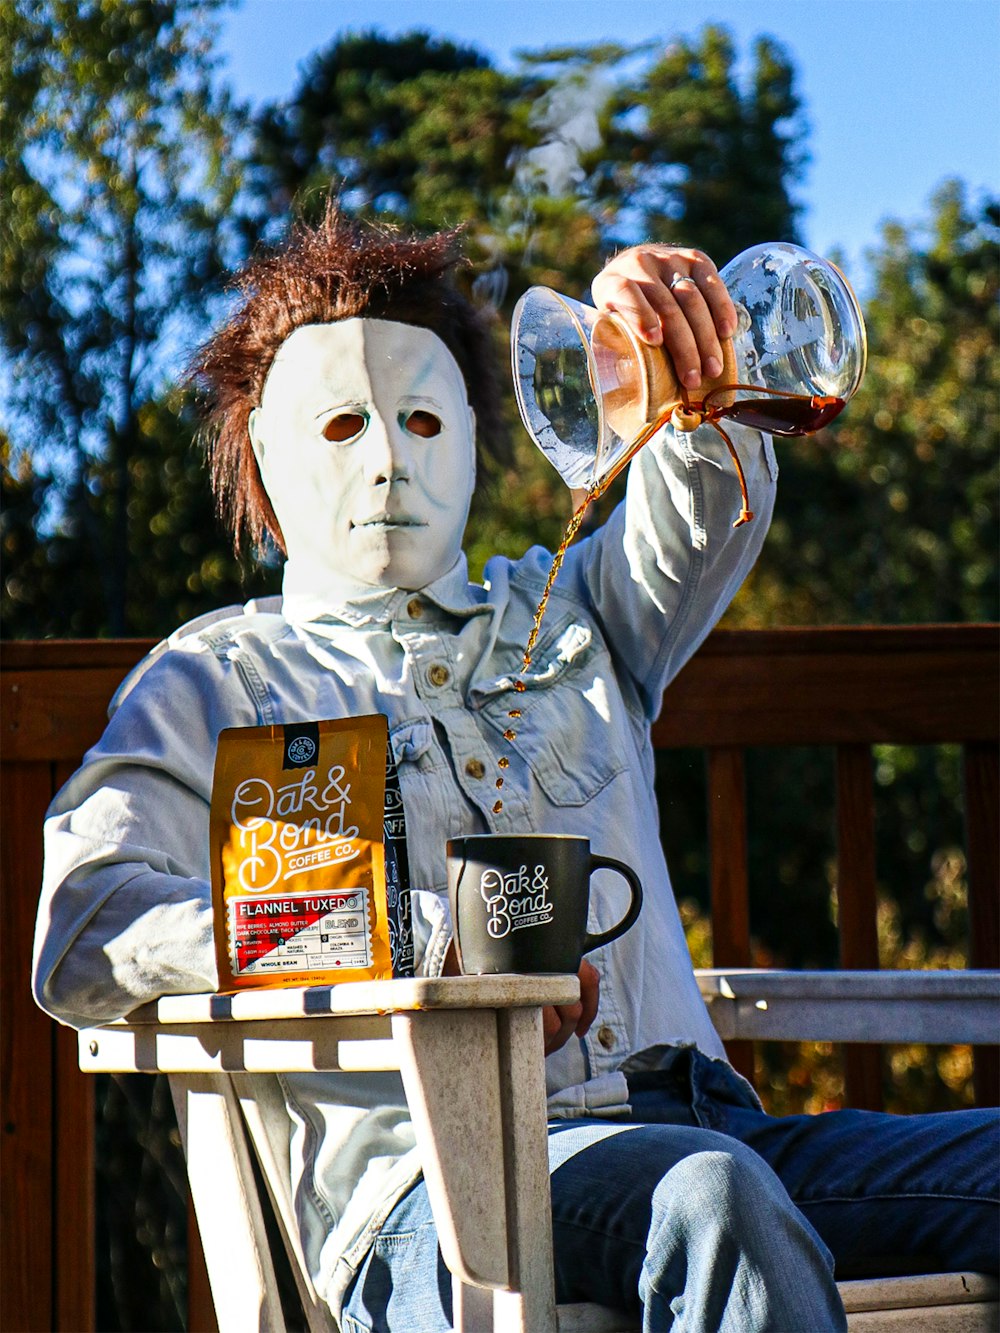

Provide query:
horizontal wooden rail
left=653, top=624, right=999, bottom=747
left=2, top=639, right=156, bottom=763
left=696, top=969, right=1000, bottom=1044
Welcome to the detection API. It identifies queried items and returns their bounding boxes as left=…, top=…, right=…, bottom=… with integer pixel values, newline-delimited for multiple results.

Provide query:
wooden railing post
left=836, top=744, right=883, bottom=1111
left=2, top=643, right=152, bottom=1333
left=1, top=761, right=60, bottom=1332
left=707, top=746, right=754, bottom=1084
left=965, top=740, right=1000, bottom=1106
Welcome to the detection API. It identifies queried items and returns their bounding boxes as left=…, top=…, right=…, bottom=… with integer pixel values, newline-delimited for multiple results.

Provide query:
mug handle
left=583, top=855, right=644, bottom=953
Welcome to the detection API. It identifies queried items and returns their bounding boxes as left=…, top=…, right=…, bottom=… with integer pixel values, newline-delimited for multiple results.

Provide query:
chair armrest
left=695, top=968, right=1000, bottom=1044
left=122, top=973, right=581, bottom=1023
left=79, top=974, right=580, bottom=1075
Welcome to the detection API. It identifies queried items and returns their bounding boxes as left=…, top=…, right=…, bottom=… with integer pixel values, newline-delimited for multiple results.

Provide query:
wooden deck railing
left=2, top=625, right=998, bottom=1332
left=651, top=625, right=1000, bottom=1106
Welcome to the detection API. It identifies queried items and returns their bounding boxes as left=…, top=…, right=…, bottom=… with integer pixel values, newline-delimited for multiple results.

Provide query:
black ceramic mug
left=446, top=834, right=643, bottom=975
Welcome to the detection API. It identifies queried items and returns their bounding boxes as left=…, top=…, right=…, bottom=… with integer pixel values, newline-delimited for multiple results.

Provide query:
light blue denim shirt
left=34, top=422, right=777, bottom=1320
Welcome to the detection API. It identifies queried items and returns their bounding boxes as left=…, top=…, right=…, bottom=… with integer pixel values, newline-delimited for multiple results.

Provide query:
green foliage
left=250, top=28, right=608, bottom=296
left=251, top=25, right=804, bottom=285
left=725, top=181, right=999, bottom=628
left=2, top=389, right=278, bottom=635
left=254, top=30, right=514, bottom=225
left=103, top=390, right=279, bottom=633
left=2, top=427, right=108, bottom=634
left=1, top=0, right=248, bottom=635
left=2, top=21, right=811, bottom=635
left=603, top=28, right=806, bottom=255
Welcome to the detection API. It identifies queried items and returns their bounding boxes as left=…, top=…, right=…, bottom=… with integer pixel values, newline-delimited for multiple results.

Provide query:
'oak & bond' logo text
left=480, top=863, right=554, bottom=938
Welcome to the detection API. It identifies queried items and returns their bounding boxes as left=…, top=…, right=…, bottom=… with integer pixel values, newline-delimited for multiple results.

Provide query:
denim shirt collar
left=281, top=552, right=490, bottom=630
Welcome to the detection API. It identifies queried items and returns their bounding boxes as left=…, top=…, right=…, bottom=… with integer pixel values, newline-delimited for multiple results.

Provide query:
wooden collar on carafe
left=594, top=311, right=737, bottom=439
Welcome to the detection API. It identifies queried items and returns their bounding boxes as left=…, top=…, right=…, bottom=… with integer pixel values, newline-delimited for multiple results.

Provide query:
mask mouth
left=352, top=513, right=426, bottom=531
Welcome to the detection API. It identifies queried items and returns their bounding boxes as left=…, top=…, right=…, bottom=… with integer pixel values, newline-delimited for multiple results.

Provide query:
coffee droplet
left=492, top=800, right=503, bottom=814
left=498, top=757, right=510, bottom=769
left=508, top=708, right=522, bottom=719
left=503, top=729, right=517, bottom=742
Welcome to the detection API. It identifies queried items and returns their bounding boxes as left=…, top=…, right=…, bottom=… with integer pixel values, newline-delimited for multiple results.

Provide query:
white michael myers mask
left=248, top=319, right=477, bottom=597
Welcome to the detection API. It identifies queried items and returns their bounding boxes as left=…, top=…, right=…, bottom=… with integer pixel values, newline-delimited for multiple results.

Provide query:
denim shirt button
left=597, top=1025, right=616, bottom=1051
left=428, top=663, right=450, bottom=687
left=406, top=598, right=423, bottom=619
left=464, top=758, right=486, bottom=780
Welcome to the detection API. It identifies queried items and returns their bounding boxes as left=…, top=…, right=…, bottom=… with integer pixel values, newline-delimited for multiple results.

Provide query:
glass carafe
left=511, top=243, right=867, bottom=521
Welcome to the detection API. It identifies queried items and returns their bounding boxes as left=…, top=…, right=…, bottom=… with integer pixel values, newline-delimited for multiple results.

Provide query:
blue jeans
left=342, top=1047, right=999, bottom=1332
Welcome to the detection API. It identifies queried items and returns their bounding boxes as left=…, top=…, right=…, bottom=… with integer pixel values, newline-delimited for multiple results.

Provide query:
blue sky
left=216, top=0, right=999, bottom=288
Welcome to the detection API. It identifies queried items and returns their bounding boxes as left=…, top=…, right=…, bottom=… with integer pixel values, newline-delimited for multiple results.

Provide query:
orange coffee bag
left=209, top=714, right=413, bottom=991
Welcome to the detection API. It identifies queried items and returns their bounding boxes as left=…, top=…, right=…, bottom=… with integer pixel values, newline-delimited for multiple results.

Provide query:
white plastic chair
left=79, top=969, right=1000, bottom=1332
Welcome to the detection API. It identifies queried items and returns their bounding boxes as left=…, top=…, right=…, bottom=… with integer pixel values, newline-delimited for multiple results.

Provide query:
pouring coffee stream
left=493, top=244, right=868, bottom=815
left=493, top=490, right=597, bottom=813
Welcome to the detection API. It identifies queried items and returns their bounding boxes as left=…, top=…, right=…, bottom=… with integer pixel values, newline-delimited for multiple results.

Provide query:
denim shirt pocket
left=469, top=616, right=626, bottom=806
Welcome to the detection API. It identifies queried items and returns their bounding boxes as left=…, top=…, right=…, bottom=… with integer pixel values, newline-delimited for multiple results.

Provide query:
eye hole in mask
left=323, top=411, right=368, bottom=443
left=402, top=409, right=442, bottom=438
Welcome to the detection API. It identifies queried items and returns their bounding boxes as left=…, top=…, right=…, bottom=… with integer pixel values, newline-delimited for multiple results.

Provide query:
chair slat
left=187, top=1198, right=218, bottom=1333
left=54, top=1024, right=95, bottom=1331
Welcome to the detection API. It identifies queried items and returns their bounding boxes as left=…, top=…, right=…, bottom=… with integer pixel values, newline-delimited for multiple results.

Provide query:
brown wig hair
left=190, top=204, right=507, bottom=555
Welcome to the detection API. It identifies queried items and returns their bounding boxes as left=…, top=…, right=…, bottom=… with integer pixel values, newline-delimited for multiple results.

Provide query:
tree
left=251, top=25, right=806, bottom=297
left=252, top=30, right=508, bottom=225
left=725, top=181, right=999, bottom=628
left=599, top=26, right=806, bottom=257
left=1, top=428, right=107, bottom=635
left=1, top=0, right=247, bottom=636
left=707, top=185, right=998, bottom=1115
left=250, top=29, right=611, bottom=300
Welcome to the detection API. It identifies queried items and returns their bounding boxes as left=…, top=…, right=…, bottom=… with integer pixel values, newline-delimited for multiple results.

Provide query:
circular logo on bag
left=287, top=736, right=317, bottom=765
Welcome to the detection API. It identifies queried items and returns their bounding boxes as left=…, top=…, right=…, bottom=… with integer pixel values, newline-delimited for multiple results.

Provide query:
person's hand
left=591, top=245, right=738, bottom=391
left=542, top=958, right=600, bottom=1055
left=441, top=943, right=599, bottom=1056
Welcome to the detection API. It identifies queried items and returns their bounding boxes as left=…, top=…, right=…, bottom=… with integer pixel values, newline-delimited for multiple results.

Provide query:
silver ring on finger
left=669, top=272, right=697, bottom=292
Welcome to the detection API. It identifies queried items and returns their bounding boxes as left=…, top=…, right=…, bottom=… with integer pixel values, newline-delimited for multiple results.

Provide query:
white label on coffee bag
left=228, top=889, right=372, bottom=974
